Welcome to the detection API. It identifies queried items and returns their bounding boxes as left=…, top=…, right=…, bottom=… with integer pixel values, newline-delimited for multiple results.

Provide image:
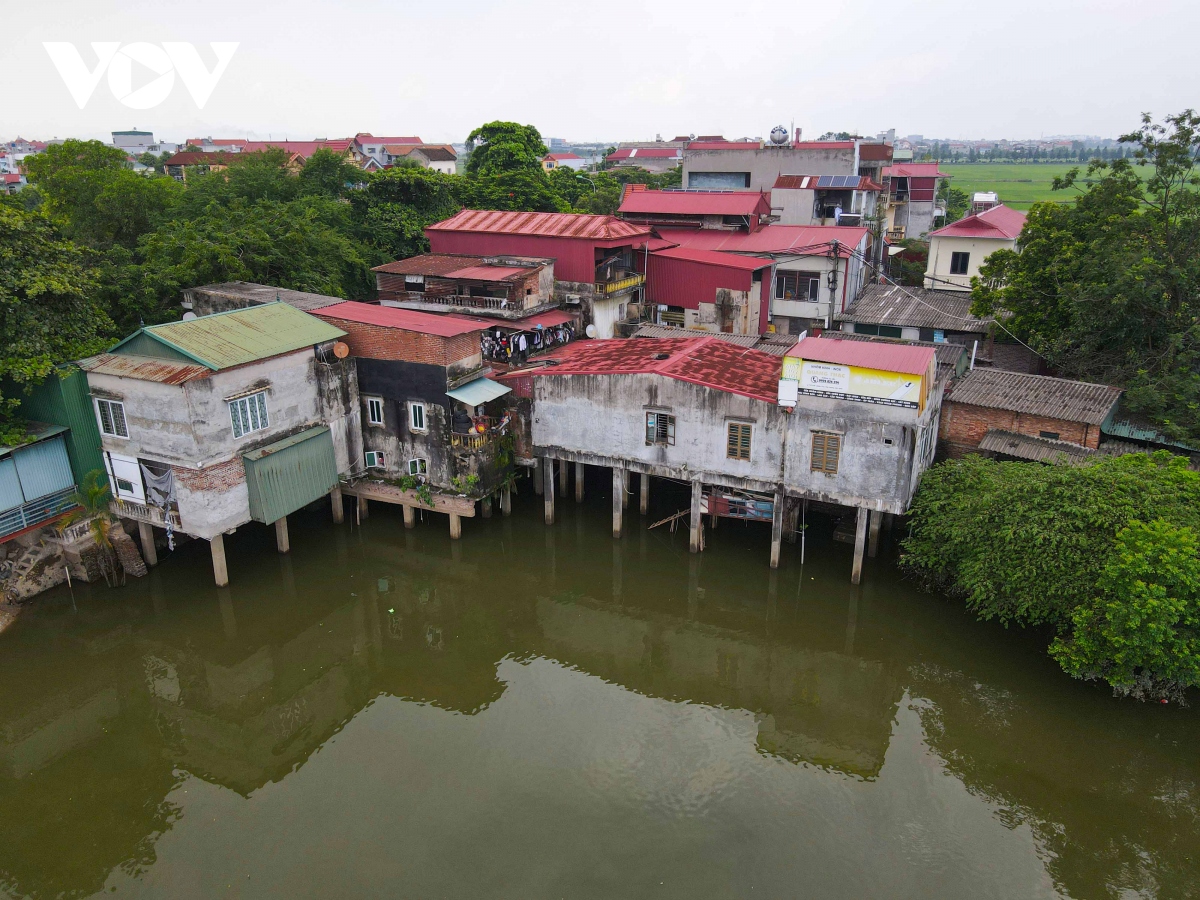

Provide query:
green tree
left=350, top=166, right=462, bottom=260
left=0, top=205, right=110, bottom=443
left=60, top=470, right=123, bottom=586
left=464, top=121, right=547, bottom=177
left=972, top=111, right=1200, bottom=443
left=298, top=147, right=365, bottom=199
left=1050, top=519, right=1200, bottom=702
left=459, top=171, right=567, bottom=213
left=938, top=182, right=970, bottom=222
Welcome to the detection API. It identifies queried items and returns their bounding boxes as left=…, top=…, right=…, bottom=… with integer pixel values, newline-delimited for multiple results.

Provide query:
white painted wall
left=925, top=234, right=1015, bottom=291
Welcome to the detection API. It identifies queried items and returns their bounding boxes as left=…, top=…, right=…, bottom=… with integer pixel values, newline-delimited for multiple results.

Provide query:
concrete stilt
left=689, top=480, right=703, bottom=554
left=558, top=458, right=568, bottom=494
left=851, top=506, right=869, bottom=585
left=533, top=459, right=544, bottom=496
left=543, top=455, right=555, bottom=525
left=275, top=516, right=290, bottom=554
left=867, top=509, right=883, bottom=558
left=481, top=496, right=493, bottom=519
left=770, top=488, right=784, bottom=569
left=621, top=470, right=629, bottom=509
left=402, top=504, right=415, bottom=529
left=357, top=494, right=369, bottom=521
left=612, top=466, right=624, bottom=539
left=785, top=500, right=800, bottom=545
left=501, top=483, right=512, bottom=516
left=449, top=513, right=462, bottom=540
left=330, top=486, right=344, bottom=524
left=210, top=533, right=229, bottom=587
left=639, top=473, right=649, bottom=515
left=138, top=521, right=158, bottom=567
left=575, top=461, right=585, bottom=503
left=710, top=514, right=719, bottom=529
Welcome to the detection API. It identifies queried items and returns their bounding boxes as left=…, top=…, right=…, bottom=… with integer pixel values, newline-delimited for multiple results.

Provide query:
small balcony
left=0, top=488, right=77, bottom=540
left=450, top=416, right=505, bottom=452
left=890, top=191, right=909, bottom=203
left=110, top=498, right=182, bottom=529
left=886, top=227, right=906, bottom=242
left=594, top=273, right=645, bottom=298
left=380, top=291, right=557, bottom=320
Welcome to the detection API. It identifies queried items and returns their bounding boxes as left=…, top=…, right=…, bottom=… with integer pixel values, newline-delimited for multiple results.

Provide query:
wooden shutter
left=812, top=432, right=841, bottom=473
left=727, top=423, right=751, bottom=460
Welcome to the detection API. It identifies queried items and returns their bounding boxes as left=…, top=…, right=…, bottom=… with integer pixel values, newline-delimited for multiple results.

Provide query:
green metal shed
left=14, top=367, right=105, bottom=486
left=242, top=426, right=338, bottom=524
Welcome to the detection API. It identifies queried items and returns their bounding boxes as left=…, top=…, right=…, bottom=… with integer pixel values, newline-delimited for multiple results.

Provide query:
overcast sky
left=4, top=0, right=1197, bottom=146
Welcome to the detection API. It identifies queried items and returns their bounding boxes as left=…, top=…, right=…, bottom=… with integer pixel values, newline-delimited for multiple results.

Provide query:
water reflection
left=0, top=483, right=1196, bottom=899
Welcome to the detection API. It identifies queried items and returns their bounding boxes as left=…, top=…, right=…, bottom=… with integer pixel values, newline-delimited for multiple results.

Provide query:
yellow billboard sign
left=782, top=356, right=924, bottom=408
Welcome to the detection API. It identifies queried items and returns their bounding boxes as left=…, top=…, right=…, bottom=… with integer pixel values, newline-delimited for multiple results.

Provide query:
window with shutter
left=811, top=432, right=842, bottom=474
left=645, top=412, right=675, bottom=446
left=726, top=422, right=752, bottom=460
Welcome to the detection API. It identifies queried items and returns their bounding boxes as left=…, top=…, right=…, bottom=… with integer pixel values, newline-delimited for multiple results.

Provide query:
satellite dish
left=333, top=341, right=350, bottom=359
left=181, top=311, right=197, bottom=320
left=769, top=126, right=789, bottom=145
left=585, top=324, right=597, bottom=338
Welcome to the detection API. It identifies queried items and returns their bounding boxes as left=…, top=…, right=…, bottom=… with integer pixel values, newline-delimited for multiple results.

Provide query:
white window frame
left=229, top=391, right=269, bottom=439
left=95, top=398, right=129, bottom=438
left=365, top=450, right=386, bottom=469
left=365, top=395, right=384, bottom=426
left=408, top=401, right=427, bottom=433
left=407, top=458, right=428, bottom=477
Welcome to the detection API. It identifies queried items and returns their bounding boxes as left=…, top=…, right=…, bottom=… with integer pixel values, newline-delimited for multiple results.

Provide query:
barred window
left=645, top=411, right=675, bottom=446
left=229, top=392, right=269, bottom=439
left=727, top=422, right=752, bottom=461
left=811, top=431, right=842, bottom=474
left=95, top=399, right=128, bottom=438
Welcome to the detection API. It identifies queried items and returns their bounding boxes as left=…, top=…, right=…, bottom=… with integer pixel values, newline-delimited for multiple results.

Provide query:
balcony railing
left=890, top=191, right=909, bottom=203
left=0, top=488, right=78, bottom=539
left=450, top=432, right=493, bottom=451
left=594, top=273, right=645, bottom=297
left=886, top=227, right=906, bottom=242
left=110, top=498, right=182, bottom=529
left=381, top=291, right=558, bottom=320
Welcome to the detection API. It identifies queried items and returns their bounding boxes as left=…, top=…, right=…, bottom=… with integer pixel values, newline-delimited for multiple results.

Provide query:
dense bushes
left=902, top=453, right=1200, bottom=701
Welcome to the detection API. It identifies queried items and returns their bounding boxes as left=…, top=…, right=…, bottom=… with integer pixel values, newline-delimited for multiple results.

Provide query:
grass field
left=941, top=163, right=1081, bottom=210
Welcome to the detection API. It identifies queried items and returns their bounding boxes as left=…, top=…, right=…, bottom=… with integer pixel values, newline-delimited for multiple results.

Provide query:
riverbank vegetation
left=0, top=121, right=673, bottom=439
left=902, top=453, right=1200, bottom=702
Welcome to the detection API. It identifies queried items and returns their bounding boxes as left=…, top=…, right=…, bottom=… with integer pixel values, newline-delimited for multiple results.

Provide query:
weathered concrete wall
left=315, top=357, right=362, bottom=476
left=684, top=146, right=856, bottom=193
left=532, top=372, right=942, bottom=513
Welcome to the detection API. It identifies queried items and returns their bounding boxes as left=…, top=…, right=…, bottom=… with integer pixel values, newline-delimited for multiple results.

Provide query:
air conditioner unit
left=365, top=451, right=385, bottom=469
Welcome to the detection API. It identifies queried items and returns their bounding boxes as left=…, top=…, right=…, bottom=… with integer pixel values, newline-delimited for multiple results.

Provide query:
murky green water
left=1, top=475, right=1197, bottom=899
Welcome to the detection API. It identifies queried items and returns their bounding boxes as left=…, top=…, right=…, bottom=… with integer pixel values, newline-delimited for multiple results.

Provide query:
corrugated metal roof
left=619, top=190, right=770, bottom=217
left=649, top=246, right=774, bottom=271
left=607, top=148, right=682, bottom=160
left=373, top=254, right=486, bottom=276
left=427, top=209, right=651, bottom=241
left=929, top=204, right=1027, bottom=240
left=822, top=331, right=967, bottom=373
left=787, top=335, right=937, bottom=376
left=836, top=283, right=992, bottom=332
left=243, top=426, right=339, bottom=524
left=946, top=368, right=1123, bottom=425
left=79, top=353, right=212, bottom=384
left=631, top=325, right=795, bottom=356
left=655, top=225, right=867, bottom=257
left=773, top=175, right=882, bottom=191
left=123, top=302, right=346, bottom=370
left=883, top=163, right=948, bottom=178
left=461, top=309, right=576, bottom=331
left=535, top=338, right=782, bottom=403
left=445, top=265, right=529, bottom=281
left=979, top=429, right=1095, bottom=464
left=188, top=281, right=347, bottom=312
left=316, top=301, right=484, bottom=337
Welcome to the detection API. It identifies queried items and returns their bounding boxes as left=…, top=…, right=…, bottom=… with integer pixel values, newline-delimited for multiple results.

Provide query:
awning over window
left=445, top=378, right=512, bottom=407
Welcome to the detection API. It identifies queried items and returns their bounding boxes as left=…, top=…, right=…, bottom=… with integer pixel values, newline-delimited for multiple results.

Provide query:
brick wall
left=315, top=317, right=479, bottom=368
left=939, top=401, right=1099, bottom=456
left=173, top=457, right=246, bottom=493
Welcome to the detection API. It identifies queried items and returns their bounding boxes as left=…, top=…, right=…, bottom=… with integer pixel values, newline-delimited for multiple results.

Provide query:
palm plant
left=60, top=469, right=123, bottom=586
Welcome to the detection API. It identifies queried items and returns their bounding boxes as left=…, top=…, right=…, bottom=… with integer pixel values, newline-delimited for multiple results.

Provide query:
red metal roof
left=606, top=148, right=682, bottom=160
left=427, top=209, right=651, bottom=241
left=929, top=204, right=1027, bottom=240
left=655, top=225, right=868, bottom=257
left=686, top=141, right=761, bottom=151
left=786, top=335, right=935, bottom=376
left=445, top=265, right=528, bottom=281
left=240, top=139, right=354, bottom=158
left=374, top=254, right=485, bottom=276
left=79, top=353, right=211, bottom=384
left=650, top=246, right=772, bottom=271
left=315, top=301, right=484, bottom=337
left=619, top=189, right=770, bottom=217
left=857, top=143, right=894, bottom=162
left=883, top=163, right=948, bottom=178
left=793, top=141, right=856, bottom=150
left=772, top=175, right=882, bottom=191
left=461, top=309, right=576, bottom=331
left=534, top=338, right=781, bottom=403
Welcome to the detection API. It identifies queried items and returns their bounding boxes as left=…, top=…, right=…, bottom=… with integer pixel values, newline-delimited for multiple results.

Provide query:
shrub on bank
left=901, top=452, right=1200, bottom=702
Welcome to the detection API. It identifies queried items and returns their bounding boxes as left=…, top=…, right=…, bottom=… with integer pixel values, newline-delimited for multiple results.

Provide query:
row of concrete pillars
left=534, top=457, right=886, bottom=583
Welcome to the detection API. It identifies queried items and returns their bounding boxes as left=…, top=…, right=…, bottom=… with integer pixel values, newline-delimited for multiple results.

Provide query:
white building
left=925, top=204, right=1027, bottom=292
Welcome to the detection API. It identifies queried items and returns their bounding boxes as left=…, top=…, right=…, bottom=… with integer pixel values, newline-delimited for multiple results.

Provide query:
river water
left=1, top=476, right=1196, bottom=899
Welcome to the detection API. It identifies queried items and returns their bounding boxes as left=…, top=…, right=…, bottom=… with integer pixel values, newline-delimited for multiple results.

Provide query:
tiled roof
left=385, top=143, right=456, bottom=161
left=836, top=283, right=992, bottom=332
left=356, top=134, right=422, bottom=145
left=946, top=368, right=1123, bottom=425
left=115, top=302, right=346, bottom=370
left=240, top=139, right=354, bottom=158
left=544, top=153, right=582, bottom=160
left=316, top=301, right=484, bottom=337
left=427, top=209, right=651, bottom=241
left=619, top=189, right=770, bottom=217
left=930, top=204, right=1027, bottom=240
left=788, top=335, right=936, bottom=377
left=631, top=325, right=795, bottom=356
left=78, top=353, right=211, bottom=384
left=655, top=225, right=867, bottom=257
left=534, top=338, right=782, bottom=403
